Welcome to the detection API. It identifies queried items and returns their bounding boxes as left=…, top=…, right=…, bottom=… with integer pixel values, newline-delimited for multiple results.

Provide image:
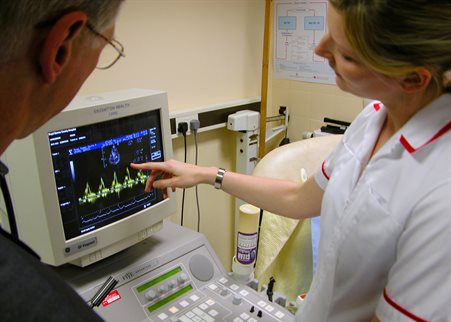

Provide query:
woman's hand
left=130, top=159, right=216, bottom=197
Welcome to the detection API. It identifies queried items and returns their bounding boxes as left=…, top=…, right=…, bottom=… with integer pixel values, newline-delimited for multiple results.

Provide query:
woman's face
left=315, top=5, right=397, bottom=100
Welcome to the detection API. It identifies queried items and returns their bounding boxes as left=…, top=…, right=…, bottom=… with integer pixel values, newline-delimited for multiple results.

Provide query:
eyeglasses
left=86, top=22, right=125, bottom=70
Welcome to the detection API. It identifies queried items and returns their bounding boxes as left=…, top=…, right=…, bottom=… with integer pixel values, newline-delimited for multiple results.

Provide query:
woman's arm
left=130, top=159, right=323, bottom=219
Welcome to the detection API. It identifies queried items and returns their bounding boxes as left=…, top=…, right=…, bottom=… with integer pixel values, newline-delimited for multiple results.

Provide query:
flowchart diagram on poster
left=274, top=0, right=335, bottom=84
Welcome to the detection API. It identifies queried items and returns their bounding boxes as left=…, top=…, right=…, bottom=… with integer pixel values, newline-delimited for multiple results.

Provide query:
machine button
left=177, top=273, right=189, bottom=285
left=145, top=289, right=157, bottom=301
left=158, top=284, right=169, bottom=294
left=169, top=306, right=179, bottom=314
left=220, top=288, right=229, bottom=296
left=240, top=313, right=250, bottom=320
left=168, top=280, right=177, bottom=289
left=265, top=305, right=274, bottom=312
left=275, top=311, right=285, bottom=318
left=189, top=294, right=200, bottom=302
left=179, top=300, right=190, bottom=308
left=232, top=295, right=242, bottom=305
left=247, top=279, right=259, bottom=291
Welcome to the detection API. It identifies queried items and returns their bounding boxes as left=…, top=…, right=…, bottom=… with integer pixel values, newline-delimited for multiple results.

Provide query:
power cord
left=0, top=160, right=40, bottom=259
left=0, top=161, right=18, bottom=239
left=177, top=122, right=188, bottom=226
left=190, top=119, right=201, bottom=232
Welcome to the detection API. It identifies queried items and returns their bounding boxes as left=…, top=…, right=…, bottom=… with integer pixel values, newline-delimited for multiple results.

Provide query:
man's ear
left=40, top=11, right=88, bottom=84
left=398, top=68, right=432, bottom=93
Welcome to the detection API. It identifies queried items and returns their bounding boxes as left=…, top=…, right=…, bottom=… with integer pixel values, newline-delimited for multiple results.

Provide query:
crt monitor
left=0, top=88, right=176, bottom=267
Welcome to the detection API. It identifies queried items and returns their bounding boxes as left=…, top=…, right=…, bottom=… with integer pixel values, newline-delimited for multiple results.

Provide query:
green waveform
left=78, top=168, right=147, bottom=205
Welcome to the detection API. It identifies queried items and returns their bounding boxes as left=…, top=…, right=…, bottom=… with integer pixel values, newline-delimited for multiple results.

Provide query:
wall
left=78, top=0, right=265, bottom=270
left=77, top=0, right=364, bottom=270
left=171, top=129, right=236, bottom=269
left=79, top=0, right=264, bottom=111
left=270, top=79, right=363, bottom=142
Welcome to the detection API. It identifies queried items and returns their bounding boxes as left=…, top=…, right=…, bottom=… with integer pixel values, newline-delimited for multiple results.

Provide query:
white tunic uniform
left=296, top=94, right=451, bottom=322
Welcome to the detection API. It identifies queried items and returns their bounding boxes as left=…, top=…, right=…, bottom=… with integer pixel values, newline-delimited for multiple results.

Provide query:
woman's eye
left=343, top=54, right=355, bottom=62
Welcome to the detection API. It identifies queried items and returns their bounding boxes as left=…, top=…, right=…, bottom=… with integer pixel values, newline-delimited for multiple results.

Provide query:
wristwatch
left=214, top=168, right=226, bottom=189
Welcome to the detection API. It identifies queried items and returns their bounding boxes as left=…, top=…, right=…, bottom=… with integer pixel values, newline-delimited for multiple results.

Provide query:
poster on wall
left=273, top=0, right=335, bottom=84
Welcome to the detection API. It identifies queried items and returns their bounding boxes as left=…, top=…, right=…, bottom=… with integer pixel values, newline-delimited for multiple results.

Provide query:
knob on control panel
left=232, top=295, right=242, bottom=305
left=168, top=280, right=177, bottom=289
left=157, top=284, right=168, bottom=294
left=144, top=289, right=157, bottom=301
left=177, top=273, right=189, bottom=285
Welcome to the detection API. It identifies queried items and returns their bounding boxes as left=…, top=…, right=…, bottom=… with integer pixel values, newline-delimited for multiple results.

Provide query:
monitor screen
left=1, top=89, right=176, bottom=267
left=49, top=110, right=164, bottom=240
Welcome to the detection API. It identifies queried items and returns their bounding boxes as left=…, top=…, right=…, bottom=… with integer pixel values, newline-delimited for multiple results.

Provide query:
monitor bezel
left=6, top=89, right=176, bottom=266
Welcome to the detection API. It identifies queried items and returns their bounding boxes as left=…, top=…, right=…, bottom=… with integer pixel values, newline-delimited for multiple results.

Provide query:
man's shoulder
left=0, top=232, right=104, bottom=322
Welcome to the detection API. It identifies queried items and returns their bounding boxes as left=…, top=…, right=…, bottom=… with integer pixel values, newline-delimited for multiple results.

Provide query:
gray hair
left=0, top=0, right=123, bottom=64
left=330, top=0, right=451, bottom=94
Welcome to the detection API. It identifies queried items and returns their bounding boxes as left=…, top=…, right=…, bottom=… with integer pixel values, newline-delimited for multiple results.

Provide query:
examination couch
left=253, top=134, right=342, bottom=302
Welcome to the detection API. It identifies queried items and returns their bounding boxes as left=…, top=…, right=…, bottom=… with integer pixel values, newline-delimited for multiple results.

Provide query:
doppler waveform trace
left=78, top=167, right=147, bottom=205
left=80, top=192, right=156, bottom=227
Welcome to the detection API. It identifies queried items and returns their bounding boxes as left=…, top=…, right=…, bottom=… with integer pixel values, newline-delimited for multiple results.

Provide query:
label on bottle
left=236, top=232, right=258, bottom=265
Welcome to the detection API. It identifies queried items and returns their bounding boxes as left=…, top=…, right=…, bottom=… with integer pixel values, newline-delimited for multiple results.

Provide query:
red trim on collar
left=400, top=120, right=451, bottom=153
left=373, top=102, right=382, bottom=111
left=383, top=289, right=427, bottom=322
left=321, top=160, right=330, bottom=180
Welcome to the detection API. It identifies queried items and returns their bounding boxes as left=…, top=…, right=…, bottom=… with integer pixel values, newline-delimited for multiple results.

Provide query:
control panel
left=55, top=221, right=295, bottom=322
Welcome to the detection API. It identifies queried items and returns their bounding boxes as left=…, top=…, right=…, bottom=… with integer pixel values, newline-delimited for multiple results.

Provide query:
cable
left=177, top=122, right=188, bottom=226
left=0, top=161, right=40, bottom=259
left=190, top=119, right=201, bottom=232
left=194, top=134, right=200, bottom=231
left=0, top=161, right=18, bottom=239
left=279, top=106, right=290, bottom=146
left=267, top=276, right=276, bottom=302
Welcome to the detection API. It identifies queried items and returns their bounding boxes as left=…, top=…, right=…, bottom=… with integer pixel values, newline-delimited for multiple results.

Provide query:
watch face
left=214, top=168, right=226, bottom=189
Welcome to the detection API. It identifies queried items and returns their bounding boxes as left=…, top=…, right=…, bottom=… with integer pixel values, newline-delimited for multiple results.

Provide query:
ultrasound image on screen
left=48, top=110, right=164, bottom=240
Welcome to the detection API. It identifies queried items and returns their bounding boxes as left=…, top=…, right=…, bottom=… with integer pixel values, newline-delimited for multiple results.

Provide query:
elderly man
left=0, top=1, right=124, bottom=321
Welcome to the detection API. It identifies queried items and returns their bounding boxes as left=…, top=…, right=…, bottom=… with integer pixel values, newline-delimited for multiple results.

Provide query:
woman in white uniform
left=132, top=1, right=451, bottom=321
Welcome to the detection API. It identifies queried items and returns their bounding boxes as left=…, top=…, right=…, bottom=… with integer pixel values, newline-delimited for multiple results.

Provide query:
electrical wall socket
left=175, top=113, right=199, bottom=135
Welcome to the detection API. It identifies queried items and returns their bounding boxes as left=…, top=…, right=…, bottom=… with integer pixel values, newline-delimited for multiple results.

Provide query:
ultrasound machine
left=1, top=89, right=295, bottom=322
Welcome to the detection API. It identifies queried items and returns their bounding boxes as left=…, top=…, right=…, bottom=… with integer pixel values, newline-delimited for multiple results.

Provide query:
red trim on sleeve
left=373, top=102, right=382, bottom=111
left=383, top=289, right=428, bottom=322
left=321, top=160, right=330, bottom=181
left=400, top=121, right=451, bottom=153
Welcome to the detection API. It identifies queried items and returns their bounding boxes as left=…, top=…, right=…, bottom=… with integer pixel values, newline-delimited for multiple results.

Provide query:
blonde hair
left=330, top=0, right=451, bottom=93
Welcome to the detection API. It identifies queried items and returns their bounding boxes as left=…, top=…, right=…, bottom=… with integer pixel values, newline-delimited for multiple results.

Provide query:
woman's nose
left=314, top=32, right=332, bottom=59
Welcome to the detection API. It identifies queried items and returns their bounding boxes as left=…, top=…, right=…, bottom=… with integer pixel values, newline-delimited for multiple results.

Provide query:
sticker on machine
left=102, top=290, right=122, bottom=307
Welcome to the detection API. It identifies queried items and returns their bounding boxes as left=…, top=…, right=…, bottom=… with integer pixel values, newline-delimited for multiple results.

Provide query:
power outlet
left=175, top=114, right=199, bottom=136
